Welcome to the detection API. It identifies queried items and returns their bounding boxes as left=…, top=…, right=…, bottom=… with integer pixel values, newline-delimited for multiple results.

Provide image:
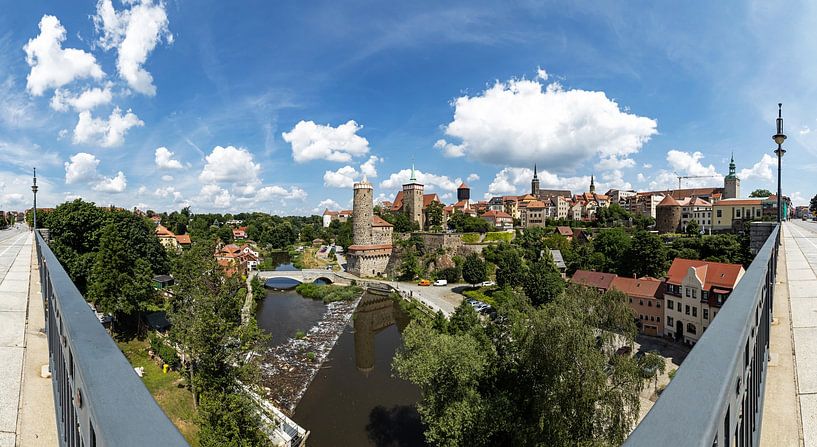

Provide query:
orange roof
left=175, top=234, right=191, bottom=244
left=458, top=182, right=469, bottom=189
left=323, top=209, right=338, bottom=216
left=155, top=224, right=175, bottom=237
left=657, top=195, right=681, bottom=207
left=526, top=200, right=546, bottom=209
left=555, top=226, right=574, bottom=236
left=423, top=194, right=440, bottom=207
left=482, top=210, right=511, bottom=219
left=571, top=270, right=617, bottom=290
left=610, top=277, right=663, bottom=299
left=347, top=244, right=393, bottom=252
left=665, top=258, right=743, bottom=290
left=371, top=215, right=393, bottom=227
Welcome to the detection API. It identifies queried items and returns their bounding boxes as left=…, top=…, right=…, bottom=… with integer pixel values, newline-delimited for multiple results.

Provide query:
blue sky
left=1, top=0, right=816, bottom=214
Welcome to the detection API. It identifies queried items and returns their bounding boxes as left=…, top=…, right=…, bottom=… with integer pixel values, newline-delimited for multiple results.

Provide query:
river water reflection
left=293, top=291, right=427, bottom=447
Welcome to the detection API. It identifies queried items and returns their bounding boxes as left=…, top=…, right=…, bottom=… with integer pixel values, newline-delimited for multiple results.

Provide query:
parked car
left=478, top=281, right=496, bottom=287
left=418, top=279, right=431, bottom=286
left=433, top=279, right=448, bottom=287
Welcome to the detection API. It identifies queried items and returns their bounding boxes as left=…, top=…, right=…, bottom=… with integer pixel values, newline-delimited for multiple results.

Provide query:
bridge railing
left=624, top=224, right=779, bottom=447
left=36, top=231, right=188, bottom=447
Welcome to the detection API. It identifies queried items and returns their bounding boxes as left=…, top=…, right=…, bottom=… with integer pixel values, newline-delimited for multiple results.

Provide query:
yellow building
left=712, top=198, right=763, bottom=231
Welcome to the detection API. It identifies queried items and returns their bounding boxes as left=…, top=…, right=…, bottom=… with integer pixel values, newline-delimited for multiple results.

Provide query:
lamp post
left=31, top=167, right=38, bottom=231
left=772, top=103, right=786, bottom=223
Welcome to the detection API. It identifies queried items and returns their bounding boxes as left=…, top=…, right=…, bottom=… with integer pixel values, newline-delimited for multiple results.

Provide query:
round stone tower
left=656, top=194, right=682, bottom=233
left=403, top=165, right=424, bottom=229
left=457, top=182, right=470, bottom=202
left=352, top=176, right=373, bottom=245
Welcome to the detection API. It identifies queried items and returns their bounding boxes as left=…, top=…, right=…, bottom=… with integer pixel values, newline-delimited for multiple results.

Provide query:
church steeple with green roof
left=726, top=153, right=737, bottom=179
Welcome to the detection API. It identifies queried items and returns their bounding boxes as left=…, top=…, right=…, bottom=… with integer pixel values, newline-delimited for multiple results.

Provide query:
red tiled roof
left=323, top=209, right=338, bottom=216
left=665, top=258, right=744, bottom=290
left=175, top=234, right=191, bottom=244
left=391, top=191, right=440, bottom=210
left=555, top=226, right=574, bottom=236
left=610, top=277, right=663, bottom=299
left=526, top=200, right=546, bottom=208
left=657, top=195, right=681, bottom=207
left=482, top=210, right=511, bottom=219
left=570, top=270, right=617, bottom=290
left=458, top=182, right=469, bottom=189
left=371, top=215, right=393, bottom=227
left=155, top=224, right=175, bottom=237
left=347, top=244, right=393, bottom=252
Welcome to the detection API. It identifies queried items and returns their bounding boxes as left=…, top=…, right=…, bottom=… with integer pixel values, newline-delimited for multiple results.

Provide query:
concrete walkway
left=763, top=220, right=817, bottom=447
left=0, top=229, right=56, bottom=446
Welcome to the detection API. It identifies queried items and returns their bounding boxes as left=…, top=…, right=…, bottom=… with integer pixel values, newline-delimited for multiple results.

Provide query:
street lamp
left=31, top=167, right=38, bottom=231
left=772, top=103, right=786, bottom=223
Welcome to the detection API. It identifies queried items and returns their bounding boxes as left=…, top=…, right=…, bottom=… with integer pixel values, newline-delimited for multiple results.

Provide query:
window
left=685, top=305, right=690, bottom=315
left=704, top=309, right=709, bottom=319
left=629, top=297, right=632, bottom=303
left=657, top=302, right=661, bottom=308
left=717, top=209, right=722, bottom=217
left=692, top=289, right=697, bottom=299
left=756, top=209, right=761, bottom=217
left=640, top=300, right=643, bottom=306
left=713, top=311, right=717, bottom=318
left=736, top=209, right=741, bottom=218
left=667, top=316, right=674, bottom=326
left=668, top=300, right=674, bottom=310
left=686, top=287, right=691, bottom=297
left=686, top=323, right=697, bottom=334
left=648, top=301, right=652, bottom=307
left=702, top=291, right=709, bottom=300
left=692, top=307, right=697, bottom=317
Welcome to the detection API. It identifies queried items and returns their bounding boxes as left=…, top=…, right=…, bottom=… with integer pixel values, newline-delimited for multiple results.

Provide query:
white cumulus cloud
left=738, top=154, right=775, bottom=181
left=93, top=171, right=127, bottom=193
left=487, top=167, right=588, bottom=196
left=434, top=139, right=467, bottom=158
left=437, top=75, right=657, bottom=169
left=467, top=173, right=480, bottom=182
left=161, top=174, right=173, bottom=182
left=93, top=0, right=172, bottom=96
left=73, top=107, right=144, bottom=147
left=323, top=165, right=359, bottom=188
left=50, top=84, right=113, bottom=112
left=316, top=198, right=341, bottom=211
left=379, top=169, right=461, bottom=192
left=199, top=184, right=232, bottom=208
left=283, top=120, right=370, bottom=163
left=155, top=146, right=183, bottom=169
left=23, top=15, right=105, bottom=96
left=359, top=155, right=381, bottom=178
left=256, top=185, right=307, bottom=201
left=199, top=145, right=261, bottom=184
left=64, top=152, right=100, bottom=184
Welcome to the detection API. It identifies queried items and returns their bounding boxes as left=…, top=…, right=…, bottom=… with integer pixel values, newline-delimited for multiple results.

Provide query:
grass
left=461, top=233, right=481, bottom=244
left=295, top=283, right=363, bottom=303
left=118, top=338, right=199, bottom=446
left=484, top=232, right=514, bottom=243
left=462, top=286, right=500, bottom=307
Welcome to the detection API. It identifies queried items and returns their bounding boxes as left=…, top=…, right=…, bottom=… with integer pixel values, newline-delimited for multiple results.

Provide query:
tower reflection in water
left=353, top=289, right=410, bottom=375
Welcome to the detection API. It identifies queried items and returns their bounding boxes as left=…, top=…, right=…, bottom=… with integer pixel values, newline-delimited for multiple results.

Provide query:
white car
left=479, top=281, right=496, bottom=287
left=433, top=279, right=448, bottom=287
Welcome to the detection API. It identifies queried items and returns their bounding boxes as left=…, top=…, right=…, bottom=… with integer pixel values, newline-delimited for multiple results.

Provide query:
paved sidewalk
left=765, top=220, right=817, bottom=447
left=0, top=229, right=56, bottom=446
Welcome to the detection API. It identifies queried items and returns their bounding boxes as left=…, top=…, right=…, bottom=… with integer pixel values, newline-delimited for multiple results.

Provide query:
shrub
left=149, top=334, right=180, bottom=369
left=461, top=233, right=481, bottom=244
left=306, top=352, right=317, bottom=362
left=295, top=330, right=306, bottom=339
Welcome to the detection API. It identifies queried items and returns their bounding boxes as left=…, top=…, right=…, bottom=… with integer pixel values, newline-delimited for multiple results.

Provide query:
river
left=256, top=254, right=427, bottom=446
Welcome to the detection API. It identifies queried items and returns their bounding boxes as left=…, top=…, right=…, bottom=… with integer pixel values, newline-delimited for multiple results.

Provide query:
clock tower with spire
left=531, top=164, right=540, bottom=196
left=724, top=154, right=740, bottom=199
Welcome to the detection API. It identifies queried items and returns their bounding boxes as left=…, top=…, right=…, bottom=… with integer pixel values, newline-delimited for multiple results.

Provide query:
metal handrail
left=625, top=224, right=778, bottom=447
left=36, top=231, right=188, bottom=447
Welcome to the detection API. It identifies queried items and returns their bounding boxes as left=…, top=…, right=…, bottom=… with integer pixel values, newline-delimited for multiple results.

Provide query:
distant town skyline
left=1, top=1, right=815, bottom=214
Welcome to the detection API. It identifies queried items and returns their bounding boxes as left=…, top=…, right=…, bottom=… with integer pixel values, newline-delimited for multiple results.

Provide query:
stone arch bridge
left=254, top=269, right=352, bottom=285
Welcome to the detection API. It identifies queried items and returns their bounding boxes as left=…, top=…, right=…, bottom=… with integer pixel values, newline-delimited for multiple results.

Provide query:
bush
left=295, top=283, right=364, bottom=303
left=149, top=334, right=180, bottom=369
left=462, top=287, right=496, bottom=307
left=306, top=351, right=317, bottom=362
left=294, top=330, right=306, bottom=339
left=435, top=266, right=462, bottom=283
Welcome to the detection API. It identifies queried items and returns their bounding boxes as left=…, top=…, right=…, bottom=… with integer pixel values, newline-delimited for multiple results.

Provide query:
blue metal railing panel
left=625, top=225, right=778, bottom=447
left=36, top=231, right=189, bottom=447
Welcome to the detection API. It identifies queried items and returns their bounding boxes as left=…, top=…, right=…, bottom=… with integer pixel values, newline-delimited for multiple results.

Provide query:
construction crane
left=674, top=173, right=720, bottom=190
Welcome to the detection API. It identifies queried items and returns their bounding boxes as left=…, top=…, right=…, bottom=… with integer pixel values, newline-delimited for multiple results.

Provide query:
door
left=675, top=320, right=684, bottom=342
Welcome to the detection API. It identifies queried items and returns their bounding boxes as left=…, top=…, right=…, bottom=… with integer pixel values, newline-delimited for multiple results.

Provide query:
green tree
left=624, top=231, right=667, bottom=278
left=483, top=243, right=526, bottom=288
left=685, top=219, right=701, bottom=236
left=425, top=201, right=444, bottom=230
left=87, top=222, right=157, bottom=331
left=398, top=249, right=422, bottom=280
left=523, top=255, right=565, bottom=306
left=393, top=286, right=644, bottom=447
left=749, top=189, right=773, bottom=198
left=462, top=253, right=487, bottom=286
left=590, top=228, right=632, bottom=274
left=197, top=392, right=270, bottom=447
left=810, top=194, right=817, bottom=215
left=638, top=352, right=667, bottom=392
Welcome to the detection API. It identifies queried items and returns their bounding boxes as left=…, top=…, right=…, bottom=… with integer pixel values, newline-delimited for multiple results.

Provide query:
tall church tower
left=589, top=175, right=596, bottom=194
left=531, top=164, right=540, bottom=196
left=403, top=165, right=424, bottom=229
left=352, top=176, right=373, bottom=245
left=724, top=154, right=740, bottom=199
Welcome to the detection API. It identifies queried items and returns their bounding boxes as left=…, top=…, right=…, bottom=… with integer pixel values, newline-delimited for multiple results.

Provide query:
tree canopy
left=749, top=189, right=773, bottom=198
